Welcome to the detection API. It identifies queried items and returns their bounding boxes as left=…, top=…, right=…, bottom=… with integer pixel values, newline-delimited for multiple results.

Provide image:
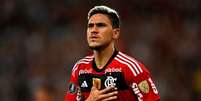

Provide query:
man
left=65, top=5, right=160, bottom=101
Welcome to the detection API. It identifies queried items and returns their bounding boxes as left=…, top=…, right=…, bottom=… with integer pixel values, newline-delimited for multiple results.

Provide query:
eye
left=88, top=23, right=94, bottom=28
left=96, top=23, right=106, bottom=27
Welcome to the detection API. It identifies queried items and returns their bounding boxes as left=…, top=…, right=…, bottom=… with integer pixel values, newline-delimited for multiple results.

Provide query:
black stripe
left=78, top=72, right=129, bottom=92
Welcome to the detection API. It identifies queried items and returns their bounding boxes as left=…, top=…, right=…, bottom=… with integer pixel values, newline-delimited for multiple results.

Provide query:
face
left=87, top=13, right=119, bottom=50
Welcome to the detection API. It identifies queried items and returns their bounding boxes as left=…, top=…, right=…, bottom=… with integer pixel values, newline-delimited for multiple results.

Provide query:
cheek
left=104, top=31, right=113, bottom=40
left=86, top=31, right=90, bottom=39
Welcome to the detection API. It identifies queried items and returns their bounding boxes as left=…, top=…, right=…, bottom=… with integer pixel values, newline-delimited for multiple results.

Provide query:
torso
left=75, top=51, right=141, bottom=101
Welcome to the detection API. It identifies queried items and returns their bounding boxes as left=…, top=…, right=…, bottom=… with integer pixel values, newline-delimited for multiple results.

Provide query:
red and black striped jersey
left=65, top=51, right=160, bottom=101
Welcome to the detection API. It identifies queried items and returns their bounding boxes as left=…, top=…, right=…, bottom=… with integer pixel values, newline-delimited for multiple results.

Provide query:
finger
left=91, top=86, right=98, bottom=91
left=99, top=86, right=116, bottom=94
left=102, top=96, right=118, bottom=101
left=99, top=91, right=118, bottom=99
left=92, top=78, right=101, bottom=90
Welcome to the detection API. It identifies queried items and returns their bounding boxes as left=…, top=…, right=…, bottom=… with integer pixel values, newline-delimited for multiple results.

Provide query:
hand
left=85, top=78, right=118, bottom=101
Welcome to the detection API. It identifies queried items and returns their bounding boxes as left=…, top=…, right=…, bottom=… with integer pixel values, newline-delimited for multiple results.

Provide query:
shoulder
left=115, top=51, right=149, bottom=77
left=71, top=55, right=94, bottom=74
left=75, top=55, right=94, bottom=65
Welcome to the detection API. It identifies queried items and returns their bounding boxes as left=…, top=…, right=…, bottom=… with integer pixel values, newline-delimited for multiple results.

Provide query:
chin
left=89, top=45, right=101, bottom=50
left=88, top=42, right=109, bottom=50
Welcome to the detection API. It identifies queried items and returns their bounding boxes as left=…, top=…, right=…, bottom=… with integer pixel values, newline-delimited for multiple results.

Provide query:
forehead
left=88, top=13, right=111, bottom=24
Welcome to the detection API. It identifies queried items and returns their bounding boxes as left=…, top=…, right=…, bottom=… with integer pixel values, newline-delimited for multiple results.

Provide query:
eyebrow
left=88, top=22, right=107, bottom=27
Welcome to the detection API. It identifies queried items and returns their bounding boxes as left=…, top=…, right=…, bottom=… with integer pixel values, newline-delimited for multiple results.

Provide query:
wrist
left=85, top=99, right=90, bottom=101
left=85, top=96, right=93, bottom=101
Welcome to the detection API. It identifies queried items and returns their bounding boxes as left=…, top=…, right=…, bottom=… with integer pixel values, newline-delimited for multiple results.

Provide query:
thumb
left=92, top=78, right=101, bottom=90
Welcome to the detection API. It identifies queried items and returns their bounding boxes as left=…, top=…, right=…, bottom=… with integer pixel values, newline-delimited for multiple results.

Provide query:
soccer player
left=65, top=5, right=160, bottom=101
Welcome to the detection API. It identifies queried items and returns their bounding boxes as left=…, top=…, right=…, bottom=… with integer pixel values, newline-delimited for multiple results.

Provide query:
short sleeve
left=65, top=63, right=80, bottom=101
left=129, top=62, right=160, bottom=101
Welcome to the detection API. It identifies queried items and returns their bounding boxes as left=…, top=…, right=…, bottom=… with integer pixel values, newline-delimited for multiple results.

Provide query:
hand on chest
left=78, top=68, right=129, bottom=92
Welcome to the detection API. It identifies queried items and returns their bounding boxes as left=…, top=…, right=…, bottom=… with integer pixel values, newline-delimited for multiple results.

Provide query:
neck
left=93, top=43, right=115, bottom=69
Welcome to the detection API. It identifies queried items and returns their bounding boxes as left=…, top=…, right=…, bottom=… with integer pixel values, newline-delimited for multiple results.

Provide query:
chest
left=78, top=65, right=129, bottom=92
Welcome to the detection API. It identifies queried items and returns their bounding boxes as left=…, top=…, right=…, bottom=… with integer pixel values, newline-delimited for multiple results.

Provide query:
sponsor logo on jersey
left=68, top=82, right=77, bottom=94
left=81, top=81, right=88, bottom=88
left=131, top=82, right=143, bottom=101
left=138, top=80, right=149, bottom=94
left=148, top=78, right=159, bottom=94
left=79, top=69, right=91, bottom=75
left=105, top=67, right=122, bottom=73
left=104, top=76, right=117, bottom=88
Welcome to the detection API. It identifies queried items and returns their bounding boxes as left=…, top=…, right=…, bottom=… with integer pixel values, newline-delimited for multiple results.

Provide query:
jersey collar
left=92, top=50, right=119, bottom=72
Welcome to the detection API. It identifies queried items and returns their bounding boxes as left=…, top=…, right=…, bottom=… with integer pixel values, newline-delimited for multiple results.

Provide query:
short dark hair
left=88, top=5, right=120, bottom=28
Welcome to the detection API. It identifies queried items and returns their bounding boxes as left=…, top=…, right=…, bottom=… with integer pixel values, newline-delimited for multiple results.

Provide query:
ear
left=113, top=28, right=120, bottom=39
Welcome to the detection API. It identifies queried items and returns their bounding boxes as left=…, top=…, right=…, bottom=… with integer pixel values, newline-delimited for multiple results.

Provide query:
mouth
left=90, top=36, right=99, bottom=41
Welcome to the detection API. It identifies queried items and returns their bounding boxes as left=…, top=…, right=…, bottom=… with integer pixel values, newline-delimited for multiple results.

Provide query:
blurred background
left=0, top=0, right=201, bottom=101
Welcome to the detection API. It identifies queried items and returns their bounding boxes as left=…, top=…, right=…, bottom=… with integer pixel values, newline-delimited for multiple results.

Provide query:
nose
left=91, top=26, right=98, bottom=35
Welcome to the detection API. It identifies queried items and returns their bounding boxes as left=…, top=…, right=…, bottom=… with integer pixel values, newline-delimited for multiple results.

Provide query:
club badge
left=104, top=76, right=117, bottom=88
left=138, top=80, right=149, bottom=94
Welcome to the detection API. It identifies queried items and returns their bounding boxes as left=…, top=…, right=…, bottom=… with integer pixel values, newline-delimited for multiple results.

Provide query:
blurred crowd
left=0, top=0, right=201, bottom=101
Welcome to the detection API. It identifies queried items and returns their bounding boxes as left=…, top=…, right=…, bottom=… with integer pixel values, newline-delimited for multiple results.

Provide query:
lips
left=91, top=36, right=99, bottom=38
left=90, top=36, right=99, bottom=41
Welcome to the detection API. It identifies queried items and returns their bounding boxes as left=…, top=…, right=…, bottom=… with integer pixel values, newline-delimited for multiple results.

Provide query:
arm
left=65, top=64, right=80, bottom=101
left=126, top=62, right=160, bottom=101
